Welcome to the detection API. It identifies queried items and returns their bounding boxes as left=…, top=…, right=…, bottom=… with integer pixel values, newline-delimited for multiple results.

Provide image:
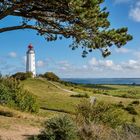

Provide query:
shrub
left=116, top=101, right=125, bottom=108
left=121, top=123, right=140, bottom=140
left=131, top=100, right=140, bottom=105
left=36, top=115, right=77, bottom=140
left=103, top=92, right=109, bottom=95
left=0, top=77, right=39, bottom=113
left=127, top=90, right=138, bottom=95
left=125, top=105, right=137, bottom=115
left=121, top=94, right=128, bottom=98
left=78, top=123, right=119, bottom=140
left=76, top=100, right=125, bottom=128
left=70, top=93, right=89, bottom=98
left=42, top=72, right=60, bottom=82
left=11, top=72, right=33, bottom=80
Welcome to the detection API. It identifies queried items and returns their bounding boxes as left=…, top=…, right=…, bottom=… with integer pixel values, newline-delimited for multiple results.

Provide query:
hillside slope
left=1, top=78, right=140, bottom=140
left=22, top=78, right=82, bottom=114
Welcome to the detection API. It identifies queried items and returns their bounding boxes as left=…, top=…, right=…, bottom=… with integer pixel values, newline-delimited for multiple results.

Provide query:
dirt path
left=48, top=81, right=79, bottom=95
left=0, top=124, right=40, bottom=140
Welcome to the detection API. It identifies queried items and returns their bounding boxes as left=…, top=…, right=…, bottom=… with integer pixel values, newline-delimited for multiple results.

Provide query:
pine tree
left=0, top=0, right=132, bottom=57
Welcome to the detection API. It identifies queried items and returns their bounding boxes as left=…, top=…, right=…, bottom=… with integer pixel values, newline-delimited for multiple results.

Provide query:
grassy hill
left=1, top=78, right=140, bottom=139
left=22, top=78, right=140, bottom=119
left=22, top=78, right=82, bottom=114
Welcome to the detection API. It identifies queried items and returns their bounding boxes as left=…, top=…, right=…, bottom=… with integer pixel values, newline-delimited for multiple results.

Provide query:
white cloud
left=54, top=57, right=140, bottom=78
left=6, top=55, right=139, bottom=78
left=129, top=1, right=140, bottom=22
left=129, top=59, right=137, bottom=65
left=88, top=58, right=122, bottom=71
left=103, top=60, right=114, bottom=67
left=8, top=52, right=17, bottom=58
left=89, top=58, right=98, bottom=66
left=36, top=60, right=46, bottom=67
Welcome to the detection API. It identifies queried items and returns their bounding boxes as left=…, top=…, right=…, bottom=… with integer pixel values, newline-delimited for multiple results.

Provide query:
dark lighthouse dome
left=27, top=44, right=35, bottom=54
left=28, top=44, right=33, bottom=49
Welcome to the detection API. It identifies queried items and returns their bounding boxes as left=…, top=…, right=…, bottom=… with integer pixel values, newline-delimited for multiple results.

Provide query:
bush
left=78, top=123, right=119, bottom=140
left=42, top=72, right=60, bottom=82
left=131, top=100, right=140, bottom=105
left=70, top=93, right=89, bottom=98
left=121, top=123, right=140, bottom=139
left=125, top=105, right=137, bottom=115
left=103, top=92, right=109, bottom=95
left=11, top=72, right=33, bottom=80
left=76, top=101, right=125, bottom=128
left=35, top=115, right=77, bottom=140
left=127, top=90, right=138, bottom=95
left=0, top=77, right=39, bottom=113
left=116, top=101, right=125, bottom=108
left=121, top=94, right=128, bottom=98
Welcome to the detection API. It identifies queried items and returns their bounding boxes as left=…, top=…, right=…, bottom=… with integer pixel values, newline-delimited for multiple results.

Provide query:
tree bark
left=0, top=25, right=66, bottom=35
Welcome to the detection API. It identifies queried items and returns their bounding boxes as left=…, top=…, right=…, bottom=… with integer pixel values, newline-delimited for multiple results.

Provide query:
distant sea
left=62, top=78, right=140, bottom=85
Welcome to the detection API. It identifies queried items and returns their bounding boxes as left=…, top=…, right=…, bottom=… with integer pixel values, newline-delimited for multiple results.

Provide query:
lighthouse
left=26, top=44, right=36, bottom=77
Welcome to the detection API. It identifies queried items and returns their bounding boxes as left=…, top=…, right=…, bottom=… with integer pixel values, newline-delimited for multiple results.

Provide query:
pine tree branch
left=0, top=25, right=53, bottom=33
left=0, top=24, right=73, bottom=35
left=0, top=0, right=33, bottom=20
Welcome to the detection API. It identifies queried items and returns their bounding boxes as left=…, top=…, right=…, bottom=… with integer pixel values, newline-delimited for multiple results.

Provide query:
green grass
left=22, top=78, right=140, bottom=114
left=22, top=78, right=82, bottom=113
left=22, top=78, right=140, bottom=108
left=1, top=78, right=140, bottom=131
left=86, top=84, right=140, bottom=98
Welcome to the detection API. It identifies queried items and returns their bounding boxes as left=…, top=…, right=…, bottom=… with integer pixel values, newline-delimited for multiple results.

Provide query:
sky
left=0, top=0, right=140, bottom=78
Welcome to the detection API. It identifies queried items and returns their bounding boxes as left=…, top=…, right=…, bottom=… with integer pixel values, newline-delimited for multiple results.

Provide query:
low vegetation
left=1, top=73, right=140, bottom=139
left=40, top=72, right=60, bottom=82
left=32, top=115, right=77, bottom=140
left=31, top=101, right=140, bottom=140
left=11, top=72, right=33, bottom=80
left=124, top=104, right=138, bottom=115
left=0, top=77, right=39, bottom=113
left=76, top=101, right=126, bottom=128
left=59, top=82, right=140, bottom=99
left=70, top=93, right=89, bottom=98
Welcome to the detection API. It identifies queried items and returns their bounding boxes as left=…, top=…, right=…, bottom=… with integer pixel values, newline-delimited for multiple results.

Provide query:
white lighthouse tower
left=26, top=44, right=36, bottom=77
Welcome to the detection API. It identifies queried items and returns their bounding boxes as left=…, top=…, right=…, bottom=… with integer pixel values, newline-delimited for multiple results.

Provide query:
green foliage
left=36, top=115, right=77, bottom=140
left=11, top=72, right=33, bottom=80
left=70, top=93, right=89, bottom=98
left=124, top=104, right=137, bottom=115
left=127, top=90, right=139, bottom=95
left=76, top=100, right=125, bottom=128
left=0, top=77, right=39, bottom=113
left=116, top=101, right=125, bottom=108
left=0, top=0, right=132, bottom=57
left=42, top=72, right=60, bottom=82
left=131, top=100, right=140, bottom=105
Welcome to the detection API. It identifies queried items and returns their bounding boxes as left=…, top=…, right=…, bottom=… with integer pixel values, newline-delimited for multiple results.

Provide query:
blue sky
left=0, top=0, right=140, bottom=78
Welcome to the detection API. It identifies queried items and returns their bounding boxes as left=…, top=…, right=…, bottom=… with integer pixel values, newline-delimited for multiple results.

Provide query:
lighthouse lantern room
left=26, top=44, right=36, bottom=77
